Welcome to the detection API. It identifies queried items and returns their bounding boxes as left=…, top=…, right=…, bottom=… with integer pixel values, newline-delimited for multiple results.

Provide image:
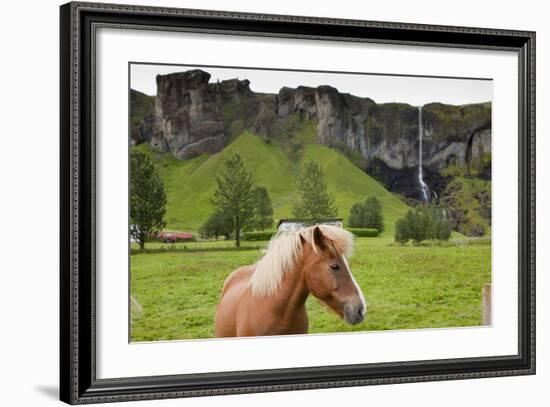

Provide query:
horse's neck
left=270, top=260, right=310, bottom=316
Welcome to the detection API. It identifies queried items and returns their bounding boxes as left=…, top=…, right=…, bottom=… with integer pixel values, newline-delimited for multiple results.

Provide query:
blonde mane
left=249, top=225, right=354, bottom=297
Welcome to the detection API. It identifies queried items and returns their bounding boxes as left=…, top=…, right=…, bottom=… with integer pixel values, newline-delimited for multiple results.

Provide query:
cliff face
left=147, top=70, right=258, bottom=159
left=130, top=89, right=155, bottom=146
left=131, top=69, right=491, bottom=199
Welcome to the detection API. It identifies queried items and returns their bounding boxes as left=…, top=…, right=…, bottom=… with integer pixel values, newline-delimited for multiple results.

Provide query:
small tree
left=436, top=218, right=452, bottom=241
left=293, top=161, right=338, bottom=219
left=211, top=153, right=255, bottom=247
left=130, top=150, right=167, bottom=250
left=199, top=210, right=233, bottom=240
left=426, top=204, right=452, bottom=241
left=252, top=186, right=274, bottom=231
left=406, top=210, right=429, bottom=244
left=394, top=205, right=451, bottom=245
left=364, top=196, right=385, bottom=233
left=348, top=202, right=366, bottom=228
left=394, top=218, right=409, bottom=245
left=348, top=196, right=384, bottom=232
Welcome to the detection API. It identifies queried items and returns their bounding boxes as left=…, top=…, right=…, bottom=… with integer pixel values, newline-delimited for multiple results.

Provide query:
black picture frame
left=60, top=1, right=536, bottom=404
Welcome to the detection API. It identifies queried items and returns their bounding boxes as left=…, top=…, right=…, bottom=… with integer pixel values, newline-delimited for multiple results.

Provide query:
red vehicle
left=158, top=232, right=194, bottom=243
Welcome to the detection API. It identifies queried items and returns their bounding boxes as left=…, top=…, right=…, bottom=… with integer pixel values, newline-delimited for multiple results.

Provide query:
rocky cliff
left=130, top=89, right=155, bottom=146
left=131, top=69, right=491, bottom=200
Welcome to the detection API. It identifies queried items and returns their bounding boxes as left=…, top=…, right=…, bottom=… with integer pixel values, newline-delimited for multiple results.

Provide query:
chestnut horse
left=215, top=225, right=366, bottom=337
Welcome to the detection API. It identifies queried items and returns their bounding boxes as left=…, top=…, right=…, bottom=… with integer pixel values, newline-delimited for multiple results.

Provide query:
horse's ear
left=312, top=226, right=327, bottom=251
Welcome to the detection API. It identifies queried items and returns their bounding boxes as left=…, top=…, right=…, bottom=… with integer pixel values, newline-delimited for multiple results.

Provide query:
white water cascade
left=417, top=106, right=430, bottom=202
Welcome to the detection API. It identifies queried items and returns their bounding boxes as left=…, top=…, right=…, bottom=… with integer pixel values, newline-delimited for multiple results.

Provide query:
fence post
left=482, top=283, right=492, bottom=325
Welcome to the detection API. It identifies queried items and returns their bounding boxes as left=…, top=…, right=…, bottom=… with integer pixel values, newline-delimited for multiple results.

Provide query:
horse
left=214, top=224, right=367, bottom=337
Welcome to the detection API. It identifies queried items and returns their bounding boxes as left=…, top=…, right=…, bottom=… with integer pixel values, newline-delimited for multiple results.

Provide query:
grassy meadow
left=130, top=235, right=491, bottom=341
left=130, top=130, right=491, bottom=342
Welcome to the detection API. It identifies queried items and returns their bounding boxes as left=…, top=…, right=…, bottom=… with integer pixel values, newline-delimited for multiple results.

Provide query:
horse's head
left=301, top=226, right=367, bottom=325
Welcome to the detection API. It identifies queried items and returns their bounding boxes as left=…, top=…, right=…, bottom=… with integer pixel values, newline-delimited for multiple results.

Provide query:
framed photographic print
left=60, top=1, right=536, bottom=404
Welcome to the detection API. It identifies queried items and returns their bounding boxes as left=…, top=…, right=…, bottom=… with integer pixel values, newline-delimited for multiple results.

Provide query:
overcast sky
left=130, top=63, right=492, bottom=106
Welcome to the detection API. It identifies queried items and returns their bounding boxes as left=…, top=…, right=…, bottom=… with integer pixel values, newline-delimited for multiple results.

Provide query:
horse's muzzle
left=343, top=302, right=366, bottom=325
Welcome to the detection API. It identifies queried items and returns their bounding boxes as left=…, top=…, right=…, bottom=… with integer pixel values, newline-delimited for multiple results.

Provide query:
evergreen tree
left=364, top=196, right=385, bottom=233
left=348, top=202, right=367, bottom=228
left=252, top=186, right=274, bottom=231
left=348, top=196, right=384, bottom=233
left=130, top=150, right=167, bottom=250
left=292, top=161, right=338, bottom=219
left=211, top=153, right=255, bottom=247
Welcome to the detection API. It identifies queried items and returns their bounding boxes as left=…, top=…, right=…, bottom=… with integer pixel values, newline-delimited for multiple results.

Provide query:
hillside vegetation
left=442, top=176, right=492, bottom=237
left=130, top=89, right=154, bottom=128
left=134, top=131, right=411, bottom=234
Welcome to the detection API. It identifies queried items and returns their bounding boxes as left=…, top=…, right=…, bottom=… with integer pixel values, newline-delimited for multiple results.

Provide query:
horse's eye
left=330, top=264, right=340, bottom=272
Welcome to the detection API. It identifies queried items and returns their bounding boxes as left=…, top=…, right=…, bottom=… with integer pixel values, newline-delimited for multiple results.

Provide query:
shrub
left=348, top=196, right=384, bottom=232
left=394, top=218, right=409, bottom=245
left=348, top=202, right=366, bottom=228
left=347, top=228, right=379, bottom=237
left=199, top=210, right=233, bottom=240
left=175, top=235, right=196, bottom=243
left=242, top=230, right=275, bottom=241
left=394, top=204, right=452, bottom=245
left=406, top=210, right=430, bottom=243
left=426, top=205, right=452, bottom=241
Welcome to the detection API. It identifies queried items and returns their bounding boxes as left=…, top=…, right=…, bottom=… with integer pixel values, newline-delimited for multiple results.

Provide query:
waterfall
left=417, top=106, right=430, bottom=202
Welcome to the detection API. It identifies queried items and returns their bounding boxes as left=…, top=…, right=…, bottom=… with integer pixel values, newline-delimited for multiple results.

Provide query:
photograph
left=56, top=2, right=536, bottom=403
left=129, top=63, right=493, bottom=342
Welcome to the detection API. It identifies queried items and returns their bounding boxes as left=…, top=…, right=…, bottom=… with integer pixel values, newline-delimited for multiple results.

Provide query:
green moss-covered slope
left=135, top=131, right=411, bottom=234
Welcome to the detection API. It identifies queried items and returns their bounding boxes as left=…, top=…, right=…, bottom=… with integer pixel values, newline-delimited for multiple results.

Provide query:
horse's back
left=215, top=266, right=254, bottom=337
left=220, top=266, right=253, bottom=297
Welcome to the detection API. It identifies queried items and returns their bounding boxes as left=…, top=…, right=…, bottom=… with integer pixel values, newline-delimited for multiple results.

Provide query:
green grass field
left=130, top=235, right=491, bottom=341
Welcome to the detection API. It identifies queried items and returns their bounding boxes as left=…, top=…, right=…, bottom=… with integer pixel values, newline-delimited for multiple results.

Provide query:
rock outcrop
left=130, top=89, right=155, bottom=146
left=131, top=69, right=491, bottom=199
left=148, top=70, right=258, bottom=160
